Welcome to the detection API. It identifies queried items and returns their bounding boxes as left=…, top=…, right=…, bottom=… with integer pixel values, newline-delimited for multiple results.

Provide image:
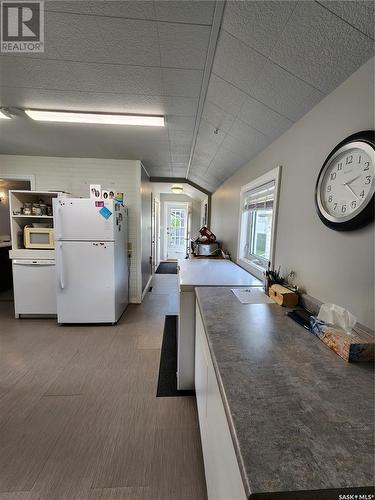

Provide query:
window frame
left=237, top=166, right=281, bottom=280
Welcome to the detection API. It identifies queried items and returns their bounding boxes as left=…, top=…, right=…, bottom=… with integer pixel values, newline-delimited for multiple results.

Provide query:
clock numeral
left=333, top=203, right=338, bottom=210
left=364, top=162, right=370, bottom=171
left=365, top=176, right=371, bottom=184
left=330, top=172, right=337, bottom=180
left=328, top=195, right=333, bottom=203
left=346, top=155, right=353, bottom=165
left=351, top=200, right=357, bottom=209
left=360, top=190, right=365, bottom=198
left=337, top=162, right=343, bottom=171
left=327, top=185, right=332, bottom=192
left=342, top=205, right=347, bottom=213
left=358, top=155, right=361, bottom=164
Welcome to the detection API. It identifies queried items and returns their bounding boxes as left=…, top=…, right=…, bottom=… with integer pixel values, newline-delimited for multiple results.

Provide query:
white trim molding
left=237, top=166, right=282, bottom=280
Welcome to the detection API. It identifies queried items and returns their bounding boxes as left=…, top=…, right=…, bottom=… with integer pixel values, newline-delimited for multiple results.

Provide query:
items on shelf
left=191, top=226, right=221, bottom=257
left=15, top=199, right=53, bottom=216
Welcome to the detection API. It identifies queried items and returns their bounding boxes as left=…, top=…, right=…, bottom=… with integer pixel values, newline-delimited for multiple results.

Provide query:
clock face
left=316, top=139, right=375, bottom=228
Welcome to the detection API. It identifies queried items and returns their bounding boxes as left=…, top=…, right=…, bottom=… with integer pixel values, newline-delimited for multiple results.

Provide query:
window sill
left=237, top=257, right=265, bottom=281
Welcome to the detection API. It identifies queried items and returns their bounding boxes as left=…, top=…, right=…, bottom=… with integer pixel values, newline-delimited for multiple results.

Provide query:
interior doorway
left=0, top=176, right=33, bottom=300
left=152, top=196, right=161, bottom=273
left=164, top=202, right=189, bottom=260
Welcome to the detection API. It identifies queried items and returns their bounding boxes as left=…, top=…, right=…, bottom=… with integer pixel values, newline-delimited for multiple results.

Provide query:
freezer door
left=56, top=241, right=115, bottom=323
left=53, top=198, right=117, bottom=241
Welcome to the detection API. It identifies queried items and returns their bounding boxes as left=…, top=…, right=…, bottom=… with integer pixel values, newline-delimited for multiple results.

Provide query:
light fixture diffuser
left=25, top=109, right=165, bottom=127
left=171, top=185, right=183, bottom=193
left=0, top=110, right=11, bottom=119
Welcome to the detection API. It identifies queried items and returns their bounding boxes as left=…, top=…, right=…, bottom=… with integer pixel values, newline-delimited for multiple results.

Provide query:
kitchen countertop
left=178, top=259, right=261, bottom=291
left=195, top=287, right=374, bottom=499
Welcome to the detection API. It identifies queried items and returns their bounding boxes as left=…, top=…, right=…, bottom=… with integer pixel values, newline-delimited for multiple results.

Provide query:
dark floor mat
left=157, top=315, right=195, bottom=397
left=155, top=262, right=178, bottom=274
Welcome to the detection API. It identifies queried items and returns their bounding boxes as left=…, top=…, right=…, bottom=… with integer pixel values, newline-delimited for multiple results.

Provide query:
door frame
left=163, top=201, right=190, bottom=261
left=0, top=174, right=36, bottom=190
left=152, top=196, right=161, bottom=273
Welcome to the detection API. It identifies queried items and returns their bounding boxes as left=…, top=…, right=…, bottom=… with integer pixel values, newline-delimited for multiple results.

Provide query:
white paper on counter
left=231, top=288, right=274, bottom=304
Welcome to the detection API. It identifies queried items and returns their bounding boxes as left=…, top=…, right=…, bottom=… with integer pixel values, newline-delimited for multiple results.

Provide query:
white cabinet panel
left=195, top=301, right=247, bottom=500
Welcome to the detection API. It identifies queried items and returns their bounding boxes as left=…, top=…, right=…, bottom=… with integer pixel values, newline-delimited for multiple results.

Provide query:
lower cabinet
left=195, top=301, right=247, bottom=500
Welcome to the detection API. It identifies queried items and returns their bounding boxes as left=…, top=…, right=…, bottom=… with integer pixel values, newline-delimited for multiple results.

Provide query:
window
left=237, top=167, right=281, bottom=279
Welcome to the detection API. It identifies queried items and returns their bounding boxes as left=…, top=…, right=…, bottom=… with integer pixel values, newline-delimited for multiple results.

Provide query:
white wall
left=211, top=58, right=375, bottom=329
left=0, top=155, right=142, bottom=303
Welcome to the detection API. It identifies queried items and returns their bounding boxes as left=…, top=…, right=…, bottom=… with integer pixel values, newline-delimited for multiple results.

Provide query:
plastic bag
left=317, top=303, right=357, bottom=333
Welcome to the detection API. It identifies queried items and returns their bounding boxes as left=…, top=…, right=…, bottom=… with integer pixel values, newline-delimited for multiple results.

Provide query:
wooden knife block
left=269, top=284, right=298, bottom=307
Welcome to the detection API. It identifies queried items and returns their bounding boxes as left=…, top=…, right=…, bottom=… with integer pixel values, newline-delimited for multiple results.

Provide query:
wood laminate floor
left=0, top=275, right=207, bottom=500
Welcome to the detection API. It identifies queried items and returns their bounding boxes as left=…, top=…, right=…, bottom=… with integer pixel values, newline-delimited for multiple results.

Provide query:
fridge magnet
left=99, top=206, right=112, bottom=220
left=115, top=193, right=124, bottom=203
left=109, top=191, right=115, bottom=199
left=90, top=184, right=101, bottom=199
left=101, top=190, right=110, bottom=200
left=95, top=201, right=104, bottom=207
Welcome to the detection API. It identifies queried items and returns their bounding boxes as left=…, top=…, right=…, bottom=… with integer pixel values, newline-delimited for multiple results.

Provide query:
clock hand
left=343, top=174, right=361, bottom=186
left=344, top=183, right=358, bottom=199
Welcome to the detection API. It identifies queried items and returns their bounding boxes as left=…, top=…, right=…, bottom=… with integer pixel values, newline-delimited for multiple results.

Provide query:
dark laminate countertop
left=195, top=287, right=374, bottom=499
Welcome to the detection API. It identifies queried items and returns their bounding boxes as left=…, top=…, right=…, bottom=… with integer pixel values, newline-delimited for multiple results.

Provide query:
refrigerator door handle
left=58, top=242, right=65, bottom=289
left=56, top=204, right=63, bottom=240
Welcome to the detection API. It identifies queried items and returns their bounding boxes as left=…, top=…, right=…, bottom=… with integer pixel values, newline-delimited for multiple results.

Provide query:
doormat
left=157, top=315, right=195, bottom=397
left=155, top=262, right=178, bottom=274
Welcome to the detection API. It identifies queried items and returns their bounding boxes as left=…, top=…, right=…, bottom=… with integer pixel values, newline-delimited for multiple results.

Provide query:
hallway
left=0, top=274, right=207, bottom=500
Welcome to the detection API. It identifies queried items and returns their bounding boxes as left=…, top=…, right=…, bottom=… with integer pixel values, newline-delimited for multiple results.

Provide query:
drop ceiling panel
left=158, top=22, right=211, bottom=70
left=45, top=12, right=109, bottom=63
left=206, top=74, right=246, bottom=117
left=212, top=31, right=268, bottom=95
left=319, top=1, right=375, bottom=39
left=166, top=116, right=195, bottom=131
left=89, top=0, right=156, bottom=20
left=270, top=1, right=375, bottom=93
left=154, top=1, right=215, bottom=25
left=202, top=101, right=236, bottom=133
left=96, top=17, right=160, bottom=66
left=249, top=60, right=325, bottom=121
left=237, top=96, right=293, bottom=140
left=223, top=0, right=296, bottom=55
left=162, top=68, right=203, bottom=98
left=45, top=1, right=95, bottom=15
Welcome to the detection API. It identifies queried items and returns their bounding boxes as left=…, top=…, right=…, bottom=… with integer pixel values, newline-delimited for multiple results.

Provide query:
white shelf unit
left=9, top=190, right=61, bottom=258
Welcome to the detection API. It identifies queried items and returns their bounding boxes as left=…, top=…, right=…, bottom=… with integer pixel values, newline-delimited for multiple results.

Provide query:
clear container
left=39, top=203, right=48, bottom=215
left=22, top=203, right=32, bottom=215
left=32, top=203, right=42, bottom=216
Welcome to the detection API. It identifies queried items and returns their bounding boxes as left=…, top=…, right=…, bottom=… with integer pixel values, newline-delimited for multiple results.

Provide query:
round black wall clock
left=315, top=130, right=375, bottom=231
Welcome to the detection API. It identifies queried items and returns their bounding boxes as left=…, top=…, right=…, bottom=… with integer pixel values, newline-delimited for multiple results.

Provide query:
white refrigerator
left=53, top=198, right=129, bottom=324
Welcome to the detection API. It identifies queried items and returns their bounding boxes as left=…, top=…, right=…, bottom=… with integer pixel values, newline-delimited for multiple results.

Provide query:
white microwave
left=24, top=226, right=55, bottom=249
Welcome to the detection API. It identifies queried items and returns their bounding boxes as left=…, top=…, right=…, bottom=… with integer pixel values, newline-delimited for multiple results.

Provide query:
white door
left=56, top=241, right=115, bottom=323
left=53, top=198, right=116, bottom=241
left=152, top=197, right=161, bottom=272
left=166, top=204, right=188, bottom=260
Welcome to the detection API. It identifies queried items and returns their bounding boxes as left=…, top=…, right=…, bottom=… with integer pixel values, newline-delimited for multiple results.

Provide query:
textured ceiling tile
left=250, top=60, right=325, bottom=121
left=96, top=18, right=160, bottom=66
left=237, top=95, right=293, bottom=140
left=45, top=1, right=94, bottom=14
left=212, top=31, right=268, bottom=94
left=107, top=65, right=163, bottom=95
left=168, top=129, right=193, bottom=145
left=202, top=101, right=236, bottom=133
left=270, top=1, right=375, bottom=93
left=163, top=97, right=198, bottom=117
left=154, top=1, right=215, bottom=25
left=45, top=12, right=109, bottom=62
left=162, top=68, right=203, bottom=97
left=206, top=74, right=246, bottom=115
left=158, top=22, right=211, bottom=70
left=194, top=135, right=221, bottom=157
left=167, top=116, right=195, bottom=131
left=89, top=0, right=156, bottom=19
left=191, top=149, right=216, bottom=168
left=171, top=153, right=190, bottom=163
left=197, top=119, right=226, bottom=146
left=223, top=0, right=296, bottom=55
left=319, top=1, right=375, bottom=39
left=227, top=119, right=269, bottom=150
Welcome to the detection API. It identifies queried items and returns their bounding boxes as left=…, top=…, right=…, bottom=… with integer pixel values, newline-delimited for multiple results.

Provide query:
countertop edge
left=195, top=289, right=253, bottom=499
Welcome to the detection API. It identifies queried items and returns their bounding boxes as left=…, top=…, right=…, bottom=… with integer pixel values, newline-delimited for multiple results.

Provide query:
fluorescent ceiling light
left=24, top=109, right=165, bottom=127
left=171, top=185, right=183, bottom=193
left=0, top=110, right=11, bottom=119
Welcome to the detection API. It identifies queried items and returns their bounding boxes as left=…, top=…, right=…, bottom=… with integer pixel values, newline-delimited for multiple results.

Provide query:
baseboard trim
left=141, top=275, right=153, bottom=301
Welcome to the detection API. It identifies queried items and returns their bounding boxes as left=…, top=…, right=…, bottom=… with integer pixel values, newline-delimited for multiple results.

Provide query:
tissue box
left=312, top=325, right=374, bottom=362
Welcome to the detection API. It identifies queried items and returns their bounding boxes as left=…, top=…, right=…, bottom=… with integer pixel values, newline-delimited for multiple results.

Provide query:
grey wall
left=211, top=58, right=375, bottom=329
left=159, top=193, right=201, bottom=259
left=141, top=166, right=152, bottom=293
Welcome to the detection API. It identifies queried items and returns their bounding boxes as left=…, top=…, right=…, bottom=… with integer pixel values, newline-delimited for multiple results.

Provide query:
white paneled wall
left=0, top=155, right=142, bottom=303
